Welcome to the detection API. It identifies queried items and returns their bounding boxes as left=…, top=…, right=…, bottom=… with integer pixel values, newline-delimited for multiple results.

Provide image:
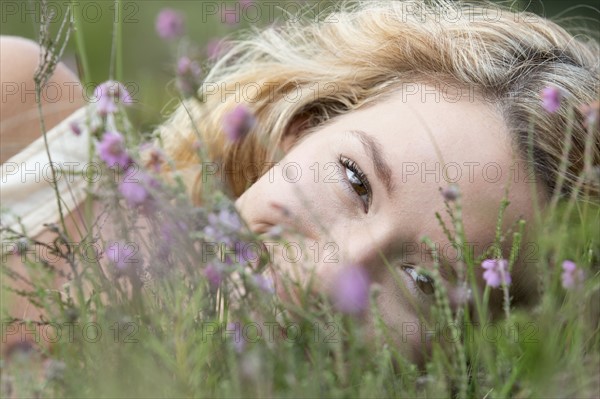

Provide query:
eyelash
left=338, top=155, right=372, bottom=213
left=401, top=265, right=436, bottom=297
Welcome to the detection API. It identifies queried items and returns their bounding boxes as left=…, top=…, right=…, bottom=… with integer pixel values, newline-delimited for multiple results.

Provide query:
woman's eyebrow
left=347, top=129, right=395, bottom=197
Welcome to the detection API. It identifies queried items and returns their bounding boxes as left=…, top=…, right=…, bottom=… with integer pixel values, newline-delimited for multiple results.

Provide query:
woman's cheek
left=371, top=283, right=432, bottom=362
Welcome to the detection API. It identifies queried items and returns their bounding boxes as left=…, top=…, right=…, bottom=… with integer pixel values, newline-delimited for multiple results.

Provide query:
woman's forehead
left=319, top=85, right=513, bottom=167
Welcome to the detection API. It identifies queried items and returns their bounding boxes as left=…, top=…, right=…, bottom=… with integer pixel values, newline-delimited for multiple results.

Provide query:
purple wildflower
left=206, top=38, right=230, bottom=60
left=579, top=100, right=599, bottom=130
left=156, top=220, right=187, bottom=263
left=481, top=259, right=511, bottom=288
left=119, top=178, right=149, bottom=207
left=93, top=81, right=133, bottom=116
left=155, top=8, right=185, bottom=40
left=204, top=264, right=224, bottom=289
left=160, top=220, right=187, bottom=245
left=70, top=121, right=81, bottom=136
left=451, top=283, right=472, bottom=307
left=204, top=208, right=244, bottom=250
left=12, top=237, right=29, bottom=255
left=561, top=260, right=584, bottom=290
left=106, top=241, right=137, bottom=270
left=141, top=144, right=166, bottom=173
left=208, top=208, right=243, bottom=231
left=332, top=265, right=370, bottom=315
left=120, top=171, right=161, bottom=212
left=177, top=57, right=190, bottom=75
left=176, top=56, right=202, bottom=97
left=96, top=131, right=131, bottom=169
left=220, top=5, right=239, bottom=25
left=252, top=274, right=275, bottom=294
left=96, top=92, right=117, bottom=115
left=223, top=105, right=257, bottom=142
left=177, top=56, right=202, bottom=77
left=541, top=86, right=562, bottom=113
left=156, top=242, right=172, bottom=266
left=226, top=322, right=245, bottom=353
left=440, top=184, right=460, bottom=202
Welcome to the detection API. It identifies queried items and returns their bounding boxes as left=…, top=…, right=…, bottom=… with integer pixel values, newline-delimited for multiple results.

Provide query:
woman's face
left=234, top=84, right=539, bottom=360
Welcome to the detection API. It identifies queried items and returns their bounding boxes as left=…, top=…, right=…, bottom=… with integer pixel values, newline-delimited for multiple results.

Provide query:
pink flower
left=223, top=104, right=257, bottom=142
left=252, top=274, right=275, bottom=294
left=561, top=260, right=584, bottom=289
left=332, top=265, right=370, bottom=315
left=176, top=56, right=202, bottom=97
left=160, top=220, right=188, bottom=245
left=204, top=208, right=244, bottom=249
left=119, top=171, right=160, bottom=210
left=177, top=56, right=202, bottom=77
left=93, top=81, right=133, bottom=116
left=12, top=238, right=29, bottom=255
left=141, top=144, right=166, bottom=173
left=440, top=184, right=460, bottom=202
left=119, top=178, right=148, bottom=207
left=106, top=241, right=137, bottom=270
left=541, top=86, right=562, bottom=113
left=579, top=100, right=599, bottom=130
left=155, top=8, right=185, bottom=40
left=156, top=220, right=187, bottom=263
left=206, top=38, right=230, bottom=60
left=70, top=121, right=81, bottom=136
left=208, top=208, right=243, bottom=231
left=204, top=264, right=224, bottom=289
left=481, top=259, right=511, bottom=288
left=220, top=5, right=239, bottom=25
left=96, top=131, right=131, bottom=169
left=226, top=322, right=245, bottom=353
left=451, top=283, right=472, bottom=307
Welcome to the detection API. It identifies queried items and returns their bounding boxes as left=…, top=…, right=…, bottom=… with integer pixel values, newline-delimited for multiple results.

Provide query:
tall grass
left=1, top=1, right=598, bottom=398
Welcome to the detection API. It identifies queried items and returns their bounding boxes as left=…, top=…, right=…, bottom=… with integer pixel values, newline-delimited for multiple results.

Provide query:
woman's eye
left=339, top=156, right=371, bottom=212
left=402, top=265, right=435, bottom=296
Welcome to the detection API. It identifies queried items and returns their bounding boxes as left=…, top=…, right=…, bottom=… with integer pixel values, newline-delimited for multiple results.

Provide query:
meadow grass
left=1, top=1, right=598, bottom=398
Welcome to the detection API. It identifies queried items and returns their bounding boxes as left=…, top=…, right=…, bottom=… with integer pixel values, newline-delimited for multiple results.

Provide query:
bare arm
left=1, top=35, right=86, bottom=355
left=0, top=35, right=85, bottom=163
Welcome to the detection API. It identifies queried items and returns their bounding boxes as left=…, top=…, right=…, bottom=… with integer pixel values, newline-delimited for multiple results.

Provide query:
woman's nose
left=266, top=201, right=324, bottom=243
left=332, top=224, right=415, bottom=275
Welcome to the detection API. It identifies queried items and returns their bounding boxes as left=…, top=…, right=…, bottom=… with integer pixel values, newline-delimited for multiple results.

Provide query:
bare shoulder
left=0, top=35, right=85, bottom=163
left=0, top=35, right=42, bottom=64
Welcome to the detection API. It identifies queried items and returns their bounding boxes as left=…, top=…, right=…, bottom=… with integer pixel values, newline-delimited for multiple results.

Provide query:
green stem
left=108, top=0, right=122, bottom=80
left=115, top=0, right=123, bottom=81
left=35, top=97, right=67, bottom=236
left=71, top=0, right=90, bottom=83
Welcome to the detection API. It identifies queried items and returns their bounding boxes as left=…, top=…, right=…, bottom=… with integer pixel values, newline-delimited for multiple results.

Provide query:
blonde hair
left=158, top=0, right=599, bottom=203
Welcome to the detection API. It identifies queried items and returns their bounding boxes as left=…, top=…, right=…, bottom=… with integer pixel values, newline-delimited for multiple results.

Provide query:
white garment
left=1, top=105, right=93, bottom=238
